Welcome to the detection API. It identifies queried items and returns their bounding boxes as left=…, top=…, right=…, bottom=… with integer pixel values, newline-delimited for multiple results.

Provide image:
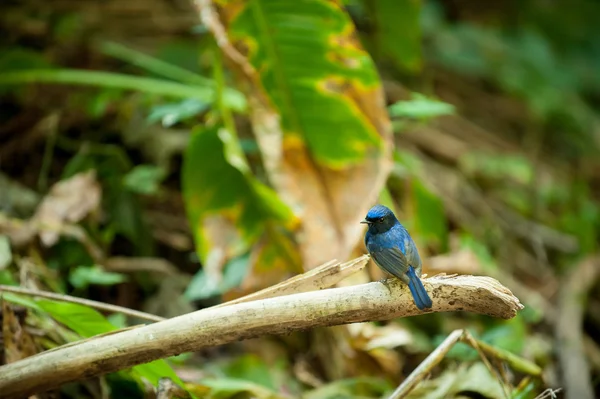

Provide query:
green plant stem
left=99, top=41, right=213, bottom=86
left=475, top=338, right=542, bottom=377
left=212, top=41, right=250, bottom=173
left=0, top=69, right=245, bottom=111
left=37, top=115, right=59, bottom=192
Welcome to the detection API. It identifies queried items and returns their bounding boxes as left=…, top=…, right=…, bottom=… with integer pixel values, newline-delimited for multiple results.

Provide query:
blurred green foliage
left=0, top=0, right=599, bottom=397
left=225, top=0, right=384, bottom=166
left=4, top=296, right=182, bottom=392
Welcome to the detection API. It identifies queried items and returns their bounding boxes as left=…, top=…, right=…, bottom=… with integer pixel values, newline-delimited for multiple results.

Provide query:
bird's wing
left=404, top=237, right=423, bottom=277
left=370, top=246, right=411, bottom=284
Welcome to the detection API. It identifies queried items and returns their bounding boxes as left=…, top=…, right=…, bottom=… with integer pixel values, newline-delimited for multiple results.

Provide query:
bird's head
left=361, top=204, right=398, bottom=233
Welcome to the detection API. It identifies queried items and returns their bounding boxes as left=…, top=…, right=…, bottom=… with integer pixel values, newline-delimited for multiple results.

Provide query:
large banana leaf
left=204, top=0, right=393, bottom=268
left=221, top=0, right=384, bottom=166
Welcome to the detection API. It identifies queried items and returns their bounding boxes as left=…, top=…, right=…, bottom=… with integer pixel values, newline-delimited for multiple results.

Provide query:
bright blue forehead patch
left=366, top=204, right=393, bottom=219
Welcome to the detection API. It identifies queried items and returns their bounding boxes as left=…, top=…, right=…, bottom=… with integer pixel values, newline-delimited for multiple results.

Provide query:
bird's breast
left=365, top=230, right=407, bottom=254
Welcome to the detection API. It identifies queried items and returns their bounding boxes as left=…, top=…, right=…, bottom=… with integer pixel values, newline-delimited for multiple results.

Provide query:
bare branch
left=389, top=329, right=464, bottom=398
left=0, top=273, right=522, bottom=398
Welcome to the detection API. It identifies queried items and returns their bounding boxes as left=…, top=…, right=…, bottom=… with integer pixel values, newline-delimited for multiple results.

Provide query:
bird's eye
left=378, top=217, right=384, bottom=222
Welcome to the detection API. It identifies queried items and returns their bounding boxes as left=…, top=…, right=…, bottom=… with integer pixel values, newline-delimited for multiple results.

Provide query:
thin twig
left=475, top=338, right=542, bottom=376
left=389, top=329, right=464, bottom=399
left=462, top=331, right=510, bottom=399
left=535, top=388, right=563, bottom=399
left=388, top=328, right=541, bottom=399
left=0, top=285, right=164, bottom=323
left=194, top=0, right=257, bottom=79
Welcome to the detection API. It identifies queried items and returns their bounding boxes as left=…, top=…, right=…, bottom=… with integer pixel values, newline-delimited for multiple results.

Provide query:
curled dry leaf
left=1, top=300, right=38, bottom=363
left=32, top=170, right=101, bottom=246
left=216, top=255, right=369, bottom=308
left=347, top=322, right=413, bottom=377
left=0, top=214, right=36, bottom=247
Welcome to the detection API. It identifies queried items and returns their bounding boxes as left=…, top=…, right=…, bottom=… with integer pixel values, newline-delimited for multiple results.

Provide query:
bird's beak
left=360, top=219, right=370, bottom=224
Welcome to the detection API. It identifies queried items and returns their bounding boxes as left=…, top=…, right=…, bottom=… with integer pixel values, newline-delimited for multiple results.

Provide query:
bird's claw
left=378, top=278, right=393, bottom=294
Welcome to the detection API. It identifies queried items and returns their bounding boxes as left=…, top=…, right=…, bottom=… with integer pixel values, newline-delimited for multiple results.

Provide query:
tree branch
left=0, top=273, right=522, bottom=398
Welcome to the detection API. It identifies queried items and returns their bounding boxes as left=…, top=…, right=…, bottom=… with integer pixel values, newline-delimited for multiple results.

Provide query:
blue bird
left=362, top=204, right=433, bottom=310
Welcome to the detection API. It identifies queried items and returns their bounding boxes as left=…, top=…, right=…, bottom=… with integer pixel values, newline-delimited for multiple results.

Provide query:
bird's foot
left=378, top=278, right=393, bottom=295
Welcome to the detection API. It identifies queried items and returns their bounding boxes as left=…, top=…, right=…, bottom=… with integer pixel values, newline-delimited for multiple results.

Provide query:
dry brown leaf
left=32, top=170, right=101, bottom=246
left=104, top=257, right=179, bottom=275
left=0, top=214, right=36, bottom=248
left=1, top=299, right=38, bottom=364
left=346, top=322, right=412, bottom=376
left=215, top=255, right=369, bottom=308
left=248, top=89, right=392, bottom=271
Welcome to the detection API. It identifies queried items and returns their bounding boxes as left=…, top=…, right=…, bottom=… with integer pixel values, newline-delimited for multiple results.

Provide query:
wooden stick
left=0, top=273, right=522, bottom=398
left=388, top=329, right=465, bottom=399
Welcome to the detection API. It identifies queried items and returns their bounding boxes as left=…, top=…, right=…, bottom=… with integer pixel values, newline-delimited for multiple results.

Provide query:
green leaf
left=0, top=270, right=17, bottom=286
left=147, top=99, right=209, bottom=127
left=130, top=359, right=183, bottom=388
left=184, top=254, right=250, bottom=301
left=408, top=179, right=448, bottom=251
left=69, top=265, right=128, bottom=289
left=36, top=299, right=117, bottom=337
left=459, top=152, right=534, bottom=185
left=199, top=378, right=281, bottom=399
left=0, top=69, right=246, bottom=112
left=510, top=379, right=542, bottom=399
left=304, top=377, right=391, bottom=399
left=182, top=126, right=297, bottom=261
left=0, top=235, right=12, bottom=270
left=221, top=354, right=277, bottom=390
left=224, top=0, right=384, bottom=166
left=378, top=187, right=399, bottom=216
left=388, top=93, right=455, bottom=120
left=107, top=313, right=128, bottom=329
left=2, top=293, right=42, bottom=310
left=558, top=184, right=599, bottom=254
left=367, top=0, right=422, bottom=72
left=99, top=41, right=213, bottom=86
left=392, top=149, right=424, bottom=178
left=34, top=299, right=182, bottom=387
left=0, top=47, right=52, bottom=71
left=459, top=234, right=498, bottom=271
left=53, top=13, right=84, bottom=43
left=85, top=89, right=124, bottom=119
left=481, top=317, right=526, bottom=355
left=123, top=165, right=167, bottom=195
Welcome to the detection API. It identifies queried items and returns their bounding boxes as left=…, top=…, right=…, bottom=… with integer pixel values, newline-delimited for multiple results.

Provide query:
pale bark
left=0, top=273, right=522, bottom=398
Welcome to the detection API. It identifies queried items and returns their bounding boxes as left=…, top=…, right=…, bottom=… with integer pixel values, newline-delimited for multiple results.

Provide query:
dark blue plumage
left=362, top=204, right=433, bottom=310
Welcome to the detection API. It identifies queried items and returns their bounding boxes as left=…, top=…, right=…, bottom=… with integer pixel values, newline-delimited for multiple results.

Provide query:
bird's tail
left=406, top=266, right=433, bottom=310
